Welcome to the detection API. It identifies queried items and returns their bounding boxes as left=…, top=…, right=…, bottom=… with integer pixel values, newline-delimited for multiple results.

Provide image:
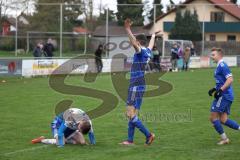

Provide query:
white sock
left=238, top=126, right=240, bottom=130
left=220, top=133, right=227, bottom=140
left=66, top=139, right=75, bottom=144
left=41, top=139, right=56, bottom=144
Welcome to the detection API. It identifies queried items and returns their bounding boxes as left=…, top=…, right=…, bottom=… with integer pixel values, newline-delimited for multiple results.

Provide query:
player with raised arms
left=119, top=18, right=161, bottom=146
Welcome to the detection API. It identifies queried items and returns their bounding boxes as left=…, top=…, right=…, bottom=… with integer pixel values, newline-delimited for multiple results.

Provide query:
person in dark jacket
left=33, top=43, right=43, bottom=58
left=95, top=44, right=103, bottom=73
left=170, top=43, right=178, bottom=72
left=43, top=38, right=54, bottom=58
left=152, top=46, right=161, bottom=71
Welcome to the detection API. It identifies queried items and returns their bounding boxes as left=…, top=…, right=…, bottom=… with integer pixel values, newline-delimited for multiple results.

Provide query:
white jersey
left=63, top=108, right=91, bottom=130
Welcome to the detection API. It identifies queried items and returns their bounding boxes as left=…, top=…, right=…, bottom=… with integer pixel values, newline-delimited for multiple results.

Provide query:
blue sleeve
left=88, top=121, right=96, bottom=145
left=51, top=118, right=58, bottom=136
left=171, top=48, right=178, bottom=54
left=51, top=116, right=62, bottom=137
left=88, top=131, right=96, bottom=145
left=221, top=63, right=232, bottom=79
left=143, top=48, right=151, bottom=58
left=57, top=122, right=67, bottom=147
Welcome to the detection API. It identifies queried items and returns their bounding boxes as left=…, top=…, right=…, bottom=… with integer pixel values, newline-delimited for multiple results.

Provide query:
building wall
left=150, top=12, right=175, bottom=40
left=108, top=37, right=135, bottom=58
left=151, top=0, right=240, bottom=41
left=183, top=0, right=239, bottom=22
left=205, top=32, right=240, bottom=41
left=2, top=22, right=10, bottom=35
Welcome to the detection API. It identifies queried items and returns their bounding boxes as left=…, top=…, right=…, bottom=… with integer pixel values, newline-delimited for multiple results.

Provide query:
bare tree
left=82, top=0, right=94, bottom=30
left=0, top=0, right=35, bottom=18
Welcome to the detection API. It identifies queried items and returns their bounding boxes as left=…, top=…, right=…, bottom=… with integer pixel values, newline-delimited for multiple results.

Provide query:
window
left=227, top=35, right=236, bottom=41
left=210, top=12, right=224, bottom=22
left=210, top=34, right=216, bottom=41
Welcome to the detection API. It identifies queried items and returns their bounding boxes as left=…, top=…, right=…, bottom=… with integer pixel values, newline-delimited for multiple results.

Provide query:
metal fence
left=0, top=2, right=240, bottom=58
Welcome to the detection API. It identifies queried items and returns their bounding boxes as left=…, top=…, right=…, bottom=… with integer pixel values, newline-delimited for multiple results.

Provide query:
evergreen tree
left=28, top=0, right=83, bottom=32
left=149, top=0, right=163, bottom=22
left=169, top=9, right=202, bottom=41
left=97, top=9, right=116, bottom=24
left=116, top=0, right=144, bottom=26
left=169, top=9, right=183, bottom=39
left=167, top=0, right=175, bottom=12
left=191, top=9, right=202, bottom=41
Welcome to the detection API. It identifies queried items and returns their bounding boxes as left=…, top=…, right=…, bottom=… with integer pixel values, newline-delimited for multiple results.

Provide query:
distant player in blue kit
left=119, top=18, right=161, bottom=145
left=208, top=48, right=240, bottom=145
left=32, top=108, right=95, bottom=147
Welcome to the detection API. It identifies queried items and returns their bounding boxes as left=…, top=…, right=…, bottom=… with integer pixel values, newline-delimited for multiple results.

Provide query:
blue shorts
left=126, top=85, right=145, bottom=110
left=63, top=127, right=76, bottom=138
left=210, top=97, right=232, bottom=115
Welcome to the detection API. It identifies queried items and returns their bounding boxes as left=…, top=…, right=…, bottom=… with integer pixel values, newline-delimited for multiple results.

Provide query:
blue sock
left=212, top=119, right=224, bottom=135
left=131, top=116, right=151, bottom=138
left=224, top=119, right=240, bottom=130
left=128, top=121, right=135, bottom=142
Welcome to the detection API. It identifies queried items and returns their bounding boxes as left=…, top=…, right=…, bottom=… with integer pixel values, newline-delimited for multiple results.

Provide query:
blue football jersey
left=214, top=59, right=234, bottom=101
left=130, top=47, right=151, bottom=86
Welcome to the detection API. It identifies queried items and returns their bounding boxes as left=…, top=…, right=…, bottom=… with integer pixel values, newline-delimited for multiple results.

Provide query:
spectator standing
left=95, top=44, right=103, bottom=73
left=190, top=44, right=196, bottom=56
left=43, top=38, right=55, bottom=58
left=152, top=46, right=161, bottom=71
left=33, top=43, right=43, bottom=58
left=182, top=47, right=191, bottom=71
left=170, top=43, right=178, bottom=72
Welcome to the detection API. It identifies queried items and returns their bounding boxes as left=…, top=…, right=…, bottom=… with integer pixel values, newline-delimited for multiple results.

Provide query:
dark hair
left=80, top=120, right=91, bottom=135
left=211, top=47, right=223, bottom=55
left=136, top=34, right=147, bottom=46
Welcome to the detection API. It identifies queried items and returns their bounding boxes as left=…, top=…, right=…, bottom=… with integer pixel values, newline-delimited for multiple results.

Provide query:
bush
left=0, top=37, right=15, bottom=51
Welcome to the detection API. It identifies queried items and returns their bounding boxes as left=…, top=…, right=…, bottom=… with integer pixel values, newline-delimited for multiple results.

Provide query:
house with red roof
left=1, top=16, right=29, bottom=36
left=146, top=0, right=240, bottom=42
left=73, top=27, right=89, bottom=34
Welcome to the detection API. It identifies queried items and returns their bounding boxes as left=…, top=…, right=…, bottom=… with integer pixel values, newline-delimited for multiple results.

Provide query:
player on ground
left=208, top=47, right=240, bottom=145
left=120, top=18, right=160, bottom=146
left=32, top=108, right=96, bottom=147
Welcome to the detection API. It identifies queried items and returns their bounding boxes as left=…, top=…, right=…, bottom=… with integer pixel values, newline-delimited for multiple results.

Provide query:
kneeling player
left=32, top=108, right=96, bottom=147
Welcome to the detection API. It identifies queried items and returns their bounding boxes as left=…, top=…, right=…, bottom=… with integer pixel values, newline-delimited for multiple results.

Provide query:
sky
left=93, top=0, right=182, bottom=14
left=3, top=0, right=240, bottom=18
left=94, top=0, right=240, bottom=13
left=90, top=0, right=182, bottom=24
left=2, top=0, right=182, bottom=17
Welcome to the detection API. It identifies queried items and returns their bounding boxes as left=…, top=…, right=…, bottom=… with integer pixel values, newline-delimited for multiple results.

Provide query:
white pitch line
left=3, top=145, right=49, bottom=156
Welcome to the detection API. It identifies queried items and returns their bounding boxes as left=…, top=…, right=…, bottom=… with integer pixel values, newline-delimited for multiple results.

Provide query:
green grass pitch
left=0, top=68, right=240, bottom=160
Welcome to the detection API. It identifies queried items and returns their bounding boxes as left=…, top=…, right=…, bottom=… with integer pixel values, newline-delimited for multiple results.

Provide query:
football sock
left=127, top=121, right=135, bottom=142
left=220, top=133, right=227, bottom=140
left=131, top=115, right=151, bottom=138
left=224, top=119, right=240, bottom=130
left=212, top=119, right=224, bottom=135
left=65, top=139, right=76, bottom=144
left=41, top=139, right=56, bottom=144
